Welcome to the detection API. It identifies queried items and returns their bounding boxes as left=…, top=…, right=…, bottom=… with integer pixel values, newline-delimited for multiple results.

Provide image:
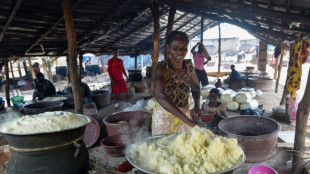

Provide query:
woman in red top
left=107, top=48, right=129, bottom=108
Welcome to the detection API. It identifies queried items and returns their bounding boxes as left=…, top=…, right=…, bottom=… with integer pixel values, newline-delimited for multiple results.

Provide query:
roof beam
left=160, top=0, right=310, bottom=25
left=266, top=0, right=273, bottom=9
left=59, top=0, right=133, bottom=55
left=133, top=12, right=195, bottom=52
left=104, top=8, right=171, bottom=51
left=0, top=0, right=23, bottom=42
left=287, top=0, right=290, bottom=12
left=24, top=0, right=83, bottom=54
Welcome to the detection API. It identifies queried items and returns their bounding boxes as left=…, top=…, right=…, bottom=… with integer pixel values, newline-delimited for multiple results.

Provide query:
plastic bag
left=240, top=105, right=264, bottom=116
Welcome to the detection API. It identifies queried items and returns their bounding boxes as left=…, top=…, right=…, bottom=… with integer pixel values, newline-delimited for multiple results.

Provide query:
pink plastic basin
left=248, top=164, right=278, bottom=174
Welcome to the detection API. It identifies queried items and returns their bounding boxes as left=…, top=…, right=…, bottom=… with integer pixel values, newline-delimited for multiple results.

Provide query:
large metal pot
left=219, top=116, right=280, bottom=163
left=248, top=76, right=273, bottom=91
left=91, top=90, right=111, bottom=109
left=1, top=115, right=91, bottom=174
left=128, top=69, right=142, bottom=82
left=126, top=135, right=246, bottom=174
left=23, top=101, right=64, bottom=115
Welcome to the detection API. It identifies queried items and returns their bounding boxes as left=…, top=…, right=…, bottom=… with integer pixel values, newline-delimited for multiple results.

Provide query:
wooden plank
left=293, top=68, right=310, bottom=172
left=78, top=51, right=83, bottom=81
left=4, top=58, right=11, bottom=107
left=9, top=61, right=15, bottom=83
left=200, top=16, right=204, bottom=43
left=150, top=1, right=160, bottom=96
left=275, top=42, right=284, bottom=93
left=218, top=23, right=221, bottom=78
left=164, top=7, right=176, bottom=60
left=62, top=0, right=83, bottom=114
left=25, top=0, right=83, bottom=54
left=0, top=0, right=23, bottom=42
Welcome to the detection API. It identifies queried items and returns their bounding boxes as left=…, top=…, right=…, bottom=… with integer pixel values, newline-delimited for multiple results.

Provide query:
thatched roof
left=0, top=0, right=309, bottom=59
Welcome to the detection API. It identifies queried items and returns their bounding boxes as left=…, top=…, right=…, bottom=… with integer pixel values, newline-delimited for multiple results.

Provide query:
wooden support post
left=292, top=68, right=310, bottom=173
left=258, top=41, right=268, bottom=72
left=218, top=23, right=221, bottom=78
left=42, top=58, right=48, bottom=80
left=47, top=61, right=53, bottom=83
left=201, top=16, right=204, bottom=43
left=164, top=7, right=176, bottom=60
left=134, top=49, right=138, bottom=69
left=62, top=0, right=83, bottom=114
left=275, top=42, right=284, bottom=93
left=273, top=55, right=279, bottom=80
left=17, top=61, right=22, bottom=79
left=78, top=51, right=83, bottom=82
left=4, top=58, right=11, bottom=107
left=9, top=61, right=15, bottom=84
left=280, top=75, right=288, bottom=105
left=22, top=60, right=28, bottom=76
left=27, top=59, right=35, bottom=80
left=66, top=55, right=71, bottom=85
left=150, top=2, right=160, bottom=96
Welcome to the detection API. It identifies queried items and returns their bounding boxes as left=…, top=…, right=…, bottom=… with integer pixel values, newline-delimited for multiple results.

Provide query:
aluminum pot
left=126, top=135, right=246, bottom=174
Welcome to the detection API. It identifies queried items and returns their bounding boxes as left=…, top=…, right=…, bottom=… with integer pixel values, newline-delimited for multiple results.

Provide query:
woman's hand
left=215, top=110, right=226, bottom=119
left=186, top=119, right=204, bottom=128
left=193, top=105, right=202, bottom=118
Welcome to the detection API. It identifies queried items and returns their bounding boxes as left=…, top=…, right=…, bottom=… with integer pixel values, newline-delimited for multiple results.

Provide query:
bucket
left=10, top=96, right=24, bottom=108
left=248, top=164, right=278, bottom=174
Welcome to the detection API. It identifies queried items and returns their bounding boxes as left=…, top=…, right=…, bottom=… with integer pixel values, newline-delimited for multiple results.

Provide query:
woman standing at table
left=152, top=31, right=203, bottom=135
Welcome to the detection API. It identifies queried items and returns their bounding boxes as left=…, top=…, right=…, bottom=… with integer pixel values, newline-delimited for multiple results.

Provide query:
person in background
left=201, top=88, right=227, bottom=134
left=32, top=62, right=40, bottom=74
left=67, top=82, right=92, bottom=106
left=32, top=72, right=56, bottom=100
left=215, top=79, right=222, bottom=88
left=230, top=64, right=241, bottom=82
left=191, top=42, right=212, bottom=86
left=108, top=48, right=129, bottom=108
left=153, top=31, right=203, bottom=136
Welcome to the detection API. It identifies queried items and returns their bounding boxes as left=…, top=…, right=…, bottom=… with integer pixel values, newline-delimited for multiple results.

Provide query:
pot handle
left=73, top=142, right=81, bottom=159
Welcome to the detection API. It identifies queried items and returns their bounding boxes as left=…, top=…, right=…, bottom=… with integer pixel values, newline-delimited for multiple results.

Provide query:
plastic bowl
left=201, top=111, right=215, bottom=122
left=100, top=135, right=132, bottom=157
left=248, top=164, right=278, bottom=174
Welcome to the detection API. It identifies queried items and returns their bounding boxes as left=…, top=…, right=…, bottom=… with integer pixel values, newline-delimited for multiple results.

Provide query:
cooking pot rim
left=218, top=116, right=281, bottom=138
left=0, top=114, right=91, bottom=135
left=24, top=101, right=64, bottom=109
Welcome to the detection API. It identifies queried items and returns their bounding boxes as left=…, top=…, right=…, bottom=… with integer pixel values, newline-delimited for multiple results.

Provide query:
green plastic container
left=11, top=96, right=24, bottom=108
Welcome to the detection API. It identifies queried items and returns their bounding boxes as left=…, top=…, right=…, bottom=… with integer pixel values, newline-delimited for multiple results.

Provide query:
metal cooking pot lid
left=83, top=117, right=100, bottom=148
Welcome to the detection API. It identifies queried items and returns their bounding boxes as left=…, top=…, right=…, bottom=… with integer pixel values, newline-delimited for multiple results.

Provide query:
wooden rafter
left=0, top=0, right=23, bottom=42
left=60, top=0, right=134, bottom=54
left=160, top=0, right=310, bottom=25
left=287, top=0, right=290, bottom=12
left=266, top=0, right=273, bottom=9
left=104, top=8, right=170, bottom=51
left=24, top=0, right=84, bottom=54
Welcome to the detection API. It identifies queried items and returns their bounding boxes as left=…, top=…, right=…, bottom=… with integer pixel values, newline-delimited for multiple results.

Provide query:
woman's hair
left=210, top=88, right=220, bottom=97
left=166, top=31, right=189, bottom=45
left=35, top=72, right=44, bottom=79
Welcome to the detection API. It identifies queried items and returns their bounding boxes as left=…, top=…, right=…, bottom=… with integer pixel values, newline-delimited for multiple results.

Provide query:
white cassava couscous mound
left=129, top=127, right=243, bottom=174
left=0, top=111, right=90, bottom=134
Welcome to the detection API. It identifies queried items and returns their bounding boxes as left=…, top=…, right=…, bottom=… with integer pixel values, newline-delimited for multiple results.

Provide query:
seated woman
left=32, top=72, right=56, bottom=100
left=67, top=82, right=92, bottom=106
left=201, top=88, right=227, bottom=134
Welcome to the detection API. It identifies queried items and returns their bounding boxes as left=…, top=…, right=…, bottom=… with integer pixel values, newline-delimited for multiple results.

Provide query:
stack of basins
left=101, top=111, right=151, bottom=157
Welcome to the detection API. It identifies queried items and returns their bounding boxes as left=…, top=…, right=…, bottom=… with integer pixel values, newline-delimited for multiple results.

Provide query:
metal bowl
left=126, top=135, right=246, bottom=174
